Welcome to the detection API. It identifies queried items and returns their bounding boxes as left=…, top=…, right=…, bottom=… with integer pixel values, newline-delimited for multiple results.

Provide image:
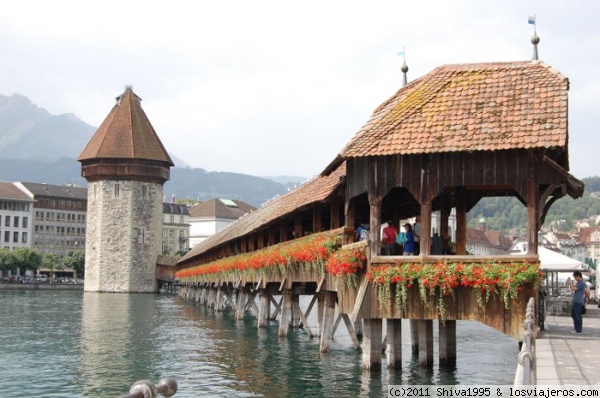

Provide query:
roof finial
left=528, top=15, right=540, bottom=61
left=398, top=47, right=408, bottom=86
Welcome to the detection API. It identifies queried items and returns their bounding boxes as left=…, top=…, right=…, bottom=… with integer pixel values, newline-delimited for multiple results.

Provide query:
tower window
left=114, top=183, right=120, bottom=198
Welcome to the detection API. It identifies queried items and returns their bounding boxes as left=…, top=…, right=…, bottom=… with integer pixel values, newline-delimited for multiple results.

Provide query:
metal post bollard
left=120, top=377, right=178, bottom=398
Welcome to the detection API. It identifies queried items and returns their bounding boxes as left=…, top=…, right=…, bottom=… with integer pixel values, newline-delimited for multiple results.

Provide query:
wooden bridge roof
left=179, top=162, right=346, bottom=263
left=324, top=61, right=570, bottom=173
left=78, top=87, right=174, bottom=165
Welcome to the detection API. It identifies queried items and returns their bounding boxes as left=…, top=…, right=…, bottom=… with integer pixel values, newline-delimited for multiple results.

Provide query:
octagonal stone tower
left=78, top=87, right=173, bottom=292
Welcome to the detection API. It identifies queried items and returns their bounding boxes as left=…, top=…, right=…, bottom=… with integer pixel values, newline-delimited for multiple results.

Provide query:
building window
left=114, top=183, right=120, bottom=198
left=170, top=215, right=174, bottom=224
left=4, top=216, right=9, bottom=227
left=23, top=217, right=28, bottom=228
left=13, top=232, right=18, bottom=243
left=179, top=216, right=184, bottom=224
left=22, top=232, right=27, bottom=244
left=14, top=216, right=19, bottom=228
left=4, top=231, right=8, bottom=243
left=142, top=185, right=147, bottom=199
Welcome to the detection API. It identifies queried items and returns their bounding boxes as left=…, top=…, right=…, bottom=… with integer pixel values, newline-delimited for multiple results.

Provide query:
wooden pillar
left=526, top=150, right=539, bottom=255
left=420, top=203, right=432, bottom=256
left=440, top=194, right=450, bottom=249
left=257, top=291, right=270, bottom=328
left=268, top=228, right=276, bottom=246
left=439, top=320, right=457, bottom=366
left=235, top=289, right=247, bottom=320
left=386, top=319, right=402, bottom=369
left=279, top=221, right=287, bottom=243
left=313, top=204, right=322, bottom=234
left=317, top=292, right=325, bottom=337
left=319, top=291, right=336, bottom=353
left=418, top=320, right=434, bottom=368
left=410, top=319, right=419, bottom=355
left=291, top=293, right=301, bottom=328
left=278, top=290, right=292, bottom=337
left=455, top=187, right=467, bottom=255
left=354, top=318, right=363, bottom=340
left=257, top=230, right=264, bottom=250
left=215, top=287, right=223, bottom=311
left=330, top=197, right=341, bottom=229
left=368, top=200, right=382, bottom=260
left=345, top=199, right=356, bottom=244
left=294, top=213, right=303, bottom=240
left=362, top=318, right=383, bottom=370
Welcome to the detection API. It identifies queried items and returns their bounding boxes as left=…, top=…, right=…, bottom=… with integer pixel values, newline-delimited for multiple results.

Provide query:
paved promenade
left=536, top=305, right=600, bottom=385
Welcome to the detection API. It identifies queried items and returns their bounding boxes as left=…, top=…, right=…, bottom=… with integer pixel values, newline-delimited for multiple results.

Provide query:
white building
left=162, top=202, right=190, bottom=255
left=189, top=198, right=256, bottom=247
left=0, top=181, right=34, bottom=251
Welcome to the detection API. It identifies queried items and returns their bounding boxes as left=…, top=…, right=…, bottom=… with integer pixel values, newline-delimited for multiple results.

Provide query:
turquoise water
left=0, top=290, right=518, bottom=397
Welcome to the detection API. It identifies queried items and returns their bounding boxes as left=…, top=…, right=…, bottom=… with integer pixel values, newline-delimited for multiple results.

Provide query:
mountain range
left=0, top=93, right=303, bottom=207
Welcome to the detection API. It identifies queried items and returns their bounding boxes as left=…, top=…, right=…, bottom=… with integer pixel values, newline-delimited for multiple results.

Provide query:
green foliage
left=62, top=250, right=85, bottom=278
left=9, top=248, right=42, bottom=271
left=43, top=253, right=64, bottom=274
left=467, top=177, right=600, bottom=232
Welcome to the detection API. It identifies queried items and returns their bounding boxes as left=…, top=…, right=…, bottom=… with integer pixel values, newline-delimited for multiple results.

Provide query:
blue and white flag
left=397, top=50, right=405, bottom=57
left=528, top=15, right=536, bottom=25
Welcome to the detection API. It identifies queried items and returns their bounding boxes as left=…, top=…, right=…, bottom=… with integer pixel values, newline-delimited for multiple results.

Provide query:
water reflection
left=0, top=290, right=518, bottom=398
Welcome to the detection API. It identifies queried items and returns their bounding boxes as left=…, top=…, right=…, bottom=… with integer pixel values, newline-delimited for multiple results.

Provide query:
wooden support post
left=215, top=287, right=223, bottom=311
left=386, top=319, right=402, bottom=369
left=290, top=293, right=301, bottom=328
left=342, top=314, right=361, bottom=350
left=269, top=295, right=282, bottom=320
left=319, top=291, right=336, bottom=353
left=362, top=318, right=383, bottom=370
left=258, top=292, right=270, bottom=328
left=354, top=318, right=363, bottom=340
left=418, top=320, right=434, bottom=368
left=331, top=313, right=343, bottom=336
left=235, top=289, right=247, bottom=320
left=278, top=290, right=292, bottom=337
left=410, top=319, right=419, bottom=355
left=439, top=320, right=457, bottom=367
left=317, top=293, right=325, bottom=337
left=456, top=187, right=467, bottom=255
left=420, top=203, right=432, bottom=256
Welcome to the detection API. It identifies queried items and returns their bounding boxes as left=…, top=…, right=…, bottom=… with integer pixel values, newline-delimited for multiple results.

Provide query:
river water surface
left=0, top=290, right=518, bottom=397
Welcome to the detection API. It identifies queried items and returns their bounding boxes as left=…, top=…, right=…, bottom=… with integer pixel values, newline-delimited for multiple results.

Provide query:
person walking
left=570, top=270, right=586, bottom=334
left=382, top=220, right=398, bottom=255
left=402, top=223, right=415, bottom=255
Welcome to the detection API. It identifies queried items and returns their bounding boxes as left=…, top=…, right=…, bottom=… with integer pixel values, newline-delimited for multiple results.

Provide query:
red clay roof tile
left=338, top=61, right=569, bottom=159
left=78, top=87, right=173, bottom=165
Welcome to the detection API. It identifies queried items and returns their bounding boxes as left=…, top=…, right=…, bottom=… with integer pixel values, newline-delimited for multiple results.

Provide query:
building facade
left=189, top=198, right=256, bottom=247
left=162, top=202, right=190, bottom=255
left=15, top=182, right=87, bottom=257
left=0, top=181, right=34, bottom=252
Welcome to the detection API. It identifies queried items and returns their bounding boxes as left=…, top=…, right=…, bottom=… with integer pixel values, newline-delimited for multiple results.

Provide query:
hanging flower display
left=325, top=246, right=367, bottom=290
left=176, top=233, right=341, bottom=283
left=367, top=260, right=543, bottom=319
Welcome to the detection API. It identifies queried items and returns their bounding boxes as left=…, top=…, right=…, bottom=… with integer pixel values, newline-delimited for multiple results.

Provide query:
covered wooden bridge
left=175, top=60, right=583, bottom=369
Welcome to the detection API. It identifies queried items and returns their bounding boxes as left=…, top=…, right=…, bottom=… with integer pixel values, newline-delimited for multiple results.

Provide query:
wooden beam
left=320, top=291, right=336, bottom=353
left=386, top=319, right=402, bottom=368
left=455, top=187, right=467, bottom=255
left=439, top=320, right=457, bottom=366
left=257, top=292, right=270, bottom=328
left=418, top=320, right=434, bottom=368
left=362, top=318, right=383, bottom=370
left=342, top=314, right=361, bottom=350
left=278, top=290, right=292, bottom=337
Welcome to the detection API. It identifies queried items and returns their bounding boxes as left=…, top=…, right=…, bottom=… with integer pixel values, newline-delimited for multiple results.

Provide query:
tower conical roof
left=78, top=86, right=174, bottom=165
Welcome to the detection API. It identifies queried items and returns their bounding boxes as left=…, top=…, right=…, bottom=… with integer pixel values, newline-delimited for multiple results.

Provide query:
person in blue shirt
left=402, top=223, right=415, bottom=255
left=570, top=271, right=586, bottom=334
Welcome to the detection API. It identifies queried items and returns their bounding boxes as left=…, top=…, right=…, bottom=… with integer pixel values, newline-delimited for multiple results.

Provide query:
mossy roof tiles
left=337, top=61, right=569, bottom=159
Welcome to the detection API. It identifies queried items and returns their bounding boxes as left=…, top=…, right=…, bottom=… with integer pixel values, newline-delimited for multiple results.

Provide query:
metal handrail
left=514, top=297, right=536, bottom=386
left=120, top=377, right=177, bottom=398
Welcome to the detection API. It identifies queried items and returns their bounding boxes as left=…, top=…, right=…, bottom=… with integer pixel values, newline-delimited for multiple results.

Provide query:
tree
left=0, top=249, right=13, bottom=274
left=62, top=249, right=85, bottom=279
left=43, top=253, right=64, bottom=278
left=11, top=248, right=42, bottom=275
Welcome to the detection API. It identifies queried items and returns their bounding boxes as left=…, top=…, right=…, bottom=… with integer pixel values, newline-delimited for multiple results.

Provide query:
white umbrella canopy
left=538, top=247, right=590, bottom=273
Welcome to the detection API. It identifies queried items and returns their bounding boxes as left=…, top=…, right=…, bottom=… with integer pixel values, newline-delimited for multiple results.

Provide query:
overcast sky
left=1, top=1, right=598, bottom=179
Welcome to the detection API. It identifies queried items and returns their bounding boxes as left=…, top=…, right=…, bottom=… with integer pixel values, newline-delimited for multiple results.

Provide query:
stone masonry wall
left=84, top=180, right=163, bottom=292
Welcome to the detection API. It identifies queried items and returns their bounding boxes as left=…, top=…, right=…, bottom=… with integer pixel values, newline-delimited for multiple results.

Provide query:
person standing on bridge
left=570, top=270, right=586, bottom=334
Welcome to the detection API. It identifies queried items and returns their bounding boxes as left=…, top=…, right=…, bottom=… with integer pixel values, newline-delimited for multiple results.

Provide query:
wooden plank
left=278, top=291, right=292, bottom=337
left=362, top=319, right=383, bottom=370
left=386, top=319, right=402, bottom=368
left=331, top=313, right=343, bottom=337
left=342, top=314, right=361, bottom=350
left=257, top=292, right=270, bottom=328
left=269, top=295, right=282, bottom=320
left=319, top=291, right=336, bottom=353
left=296, top=300, right=314, bottom=338
left=350, top=277, right=370, bottom=323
